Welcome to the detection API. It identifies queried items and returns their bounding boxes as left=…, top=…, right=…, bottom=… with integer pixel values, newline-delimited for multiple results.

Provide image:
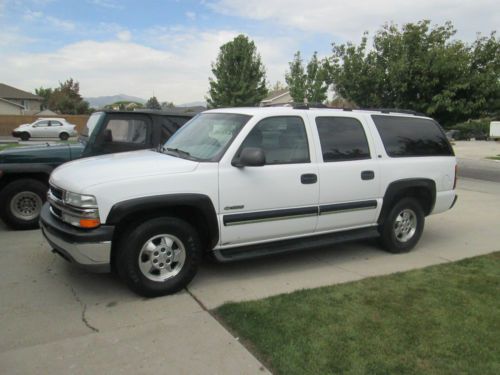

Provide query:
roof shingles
left=0, top=83, right=43, bottom=100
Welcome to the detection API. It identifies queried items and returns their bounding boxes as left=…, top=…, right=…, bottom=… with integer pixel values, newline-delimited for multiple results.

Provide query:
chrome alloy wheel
left=393, top=208, right=417, bottom=243
left=138, top=234, right=186, bottom=282
left=10, top=191, right=43, bottom=220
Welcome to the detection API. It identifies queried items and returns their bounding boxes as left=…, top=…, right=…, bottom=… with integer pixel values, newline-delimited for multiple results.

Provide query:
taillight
left=453, top=164, right=458, bottom=189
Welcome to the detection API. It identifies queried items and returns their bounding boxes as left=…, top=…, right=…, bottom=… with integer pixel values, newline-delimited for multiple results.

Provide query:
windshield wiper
left=165, top=147, right=192, bottom=158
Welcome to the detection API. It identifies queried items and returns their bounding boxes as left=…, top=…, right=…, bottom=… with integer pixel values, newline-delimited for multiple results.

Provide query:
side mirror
left=102, top=129, right=113, bottom=142
left=32, top=125, right=37, bottom=128
left=232, top=147, right=266, bottom=167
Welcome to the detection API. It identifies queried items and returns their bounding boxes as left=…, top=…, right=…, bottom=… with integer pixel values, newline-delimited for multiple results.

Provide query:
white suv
left=40, top=107, right=457, bottom=297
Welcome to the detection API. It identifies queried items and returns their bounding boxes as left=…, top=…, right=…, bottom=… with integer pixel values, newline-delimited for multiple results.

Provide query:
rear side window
left=105, top=118, right=149, bottom=144
left=315, top=117, right=371, bottom=162
left=372, top=115, right=453, bottom=157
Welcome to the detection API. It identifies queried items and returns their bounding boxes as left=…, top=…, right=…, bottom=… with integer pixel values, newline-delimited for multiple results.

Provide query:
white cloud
left=88, top=0, right=122, bottom=9
left=1, top=29, right=299, bottom=103
left=208, top=0, right=500, bottom=41
left=23, top=9, right=75, bottom=31
left=186, top=11, right=196, bottom=21
left=116, top=29, right=132, bottom=42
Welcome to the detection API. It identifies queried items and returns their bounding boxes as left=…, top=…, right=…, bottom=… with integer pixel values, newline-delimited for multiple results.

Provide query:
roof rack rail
left=260, top=102, right=328, bottom=109
left=361, top=108, right=427, bottom=116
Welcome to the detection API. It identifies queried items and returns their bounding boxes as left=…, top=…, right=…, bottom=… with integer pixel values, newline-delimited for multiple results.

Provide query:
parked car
left=12, top=118, right=78, bottom=141
left=0, top=110, right=195, bottom=229
left=40, top=106, right=457, bottom=297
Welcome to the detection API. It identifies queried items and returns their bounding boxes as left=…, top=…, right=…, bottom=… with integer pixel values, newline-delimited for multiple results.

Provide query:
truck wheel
left=20, top=132, right=30, bottom=141
left=379, top=198, right=425, bottom=253
left=116, top=217, right=202, bottom=297
left=0, top=179, right=47, bottom=230
left=59, top=132, right=69, bottom=141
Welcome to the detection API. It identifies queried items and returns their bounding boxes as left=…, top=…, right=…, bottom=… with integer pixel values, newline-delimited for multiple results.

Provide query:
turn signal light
left=79, top=218, right=101, bottom=228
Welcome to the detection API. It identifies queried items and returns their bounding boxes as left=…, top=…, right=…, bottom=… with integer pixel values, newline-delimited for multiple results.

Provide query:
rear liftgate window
left=372, top=115, right=454, bottom=157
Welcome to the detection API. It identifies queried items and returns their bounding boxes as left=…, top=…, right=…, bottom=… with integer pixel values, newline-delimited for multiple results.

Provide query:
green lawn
left=216, top=252, right=500, bottom=375
left=487, top=154, right=500, bottom=160
left=0, top=143, right=22, bottom=151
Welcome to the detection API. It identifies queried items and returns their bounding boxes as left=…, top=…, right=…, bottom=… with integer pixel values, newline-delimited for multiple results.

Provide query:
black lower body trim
left=449, top=195, right=458, bottom=209
left=223, top=206, right=318, bottom=226
left=213, top=227, right=380, bottom=262
left=320, top=200, right=377, bottom=214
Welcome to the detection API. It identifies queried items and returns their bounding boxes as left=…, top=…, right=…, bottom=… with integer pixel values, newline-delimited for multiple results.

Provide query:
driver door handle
left=301, top=173, right=317, bottom=184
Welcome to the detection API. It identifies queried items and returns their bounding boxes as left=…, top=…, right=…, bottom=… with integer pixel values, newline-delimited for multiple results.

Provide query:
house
left=260, top=88, right=293, bottom=106
left=0, top=83, right=43, bottom=115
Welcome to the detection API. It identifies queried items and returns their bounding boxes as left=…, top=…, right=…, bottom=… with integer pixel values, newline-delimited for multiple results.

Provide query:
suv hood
left=0, top=143, right=84, bottom=164
left=51, top=150, right=199, bottom=192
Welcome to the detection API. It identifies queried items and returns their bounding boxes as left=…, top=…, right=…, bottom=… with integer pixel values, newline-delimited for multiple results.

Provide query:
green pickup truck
left=0, top=110, right=195, bottom=230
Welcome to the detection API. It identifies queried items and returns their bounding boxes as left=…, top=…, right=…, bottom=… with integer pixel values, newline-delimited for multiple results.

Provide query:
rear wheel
left=116, top=217, right=202, bottom=297
left=59, top=132, right=69, bottom=141
left=379, top=198, right=425, bottom=253
left=20, top=132, right=30, bottom=141
left=0, top=179, right=47, bottom=230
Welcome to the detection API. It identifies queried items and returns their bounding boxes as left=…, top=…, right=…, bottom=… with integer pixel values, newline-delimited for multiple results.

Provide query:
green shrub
left=452, top=118, right=491, bottom=139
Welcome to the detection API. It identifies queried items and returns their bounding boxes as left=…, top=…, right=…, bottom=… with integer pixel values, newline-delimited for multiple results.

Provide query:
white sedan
left=12, top=118, right=78, bottom=141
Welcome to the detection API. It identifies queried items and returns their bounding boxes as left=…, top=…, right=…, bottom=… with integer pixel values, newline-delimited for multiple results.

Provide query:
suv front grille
left=50, top=185, right=64, bottom=201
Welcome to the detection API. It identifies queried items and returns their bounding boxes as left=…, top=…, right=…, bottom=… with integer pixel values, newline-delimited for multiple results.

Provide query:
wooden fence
left=0, top=115, right=89, bottom=136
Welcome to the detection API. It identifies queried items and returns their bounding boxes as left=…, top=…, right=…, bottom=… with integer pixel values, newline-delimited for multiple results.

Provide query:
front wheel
left=116, top=217, right=202, bottom=297
left=20, top=132, right=30, bottom=141
left=0, top=179, right=47, bottom=230
left=379, top=198, right=425, bottom=253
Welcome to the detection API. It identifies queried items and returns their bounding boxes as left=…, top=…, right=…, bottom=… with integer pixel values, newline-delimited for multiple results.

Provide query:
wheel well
left=110, top=205, right=213, bottom=268
left=0, top=173, right=49, bottom=191
left=379, top=183, right=435, bottom=225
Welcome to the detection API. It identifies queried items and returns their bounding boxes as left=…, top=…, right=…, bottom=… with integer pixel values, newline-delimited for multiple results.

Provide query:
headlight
left=64, top=191, right=97, bottom=208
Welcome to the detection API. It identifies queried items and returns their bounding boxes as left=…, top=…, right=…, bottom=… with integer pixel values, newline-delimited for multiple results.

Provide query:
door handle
left=361, top=170, right=375, bottom=180
left=301, top=173, right=317, bottom=184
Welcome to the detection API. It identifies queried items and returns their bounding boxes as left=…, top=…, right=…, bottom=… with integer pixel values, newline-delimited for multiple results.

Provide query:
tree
left=34, top=87, right=52, bottom=110
left=46, top=78, right=89, bottom=115
left=286, top=51, right=330, bottom=103
left=285, top=52, right=306, bottom=102
left=207, top=34, right=268, bottom=107
left=145, top=96, right=161, bottom=110
left=329, top=21, right=500, bottom=126
left=161, top=101, right=176, bottom=109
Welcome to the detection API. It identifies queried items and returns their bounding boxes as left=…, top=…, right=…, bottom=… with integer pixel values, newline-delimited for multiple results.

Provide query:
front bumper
left=11, top=131, right=20, bottom=137
left=40, top=203, right=114, bottom=273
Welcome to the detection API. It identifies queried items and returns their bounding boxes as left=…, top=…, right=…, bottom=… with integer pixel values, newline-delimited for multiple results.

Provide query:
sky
left=0, top=0, right=498, bottom=104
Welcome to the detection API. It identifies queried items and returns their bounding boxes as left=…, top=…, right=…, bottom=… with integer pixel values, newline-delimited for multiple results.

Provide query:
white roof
left=35, top=117, right=68, bottom=121
left=205, top=106, right=430, bottom=119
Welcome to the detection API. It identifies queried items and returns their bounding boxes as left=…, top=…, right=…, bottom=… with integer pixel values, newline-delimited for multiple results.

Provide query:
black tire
left=0, top=178, right=48, bottom=230
left=59, top=132, right=69, bottom=141
left=20, top=132, right=30, bottom=141
left=116, top=217, right=202, bottom=297
left=379, top=198, right=425, bottom=254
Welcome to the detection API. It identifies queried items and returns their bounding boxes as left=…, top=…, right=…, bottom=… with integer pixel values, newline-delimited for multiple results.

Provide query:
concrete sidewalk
left=0, top=177, right=499, bottom=374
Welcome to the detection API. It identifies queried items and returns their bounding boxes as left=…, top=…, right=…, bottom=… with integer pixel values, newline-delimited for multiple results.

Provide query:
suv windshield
left=164, top=113, right=251, bottom=161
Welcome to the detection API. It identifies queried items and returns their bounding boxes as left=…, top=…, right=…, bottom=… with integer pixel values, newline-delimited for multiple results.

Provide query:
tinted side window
left=36, top=120, right=49, bottom=127
left=372, top=115, right=453, bottom=157
left=105, top=118, right=148, bottom=144
left=315, top=117, right=370, bottom=162
left=239, top=116, right=309, bottom=164
left=51, top=121, right=62, bottom=126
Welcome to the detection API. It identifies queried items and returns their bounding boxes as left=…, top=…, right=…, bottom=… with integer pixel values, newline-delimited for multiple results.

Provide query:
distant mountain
left=85, top=94, right=146, bottom=108
left=178, top=101, right=206, bottom=108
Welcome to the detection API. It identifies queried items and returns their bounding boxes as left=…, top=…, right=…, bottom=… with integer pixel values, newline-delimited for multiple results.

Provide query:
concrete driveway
left=1, top=178, right=499, bottom=373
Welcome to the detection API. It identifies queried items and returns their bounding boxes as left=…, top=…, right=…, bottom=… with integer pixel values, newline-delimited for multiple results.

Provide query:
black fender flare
left=378, top=178, right=436, bottom=225
left=106, top=193, right=219, bottom=249
left=0, top=163, right=54, bottom=175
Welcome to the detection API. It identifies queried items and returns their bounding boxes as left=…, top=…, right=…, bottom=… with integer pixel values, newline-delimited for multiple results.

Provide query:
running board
left=212, top=227, right=380, bottom=262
